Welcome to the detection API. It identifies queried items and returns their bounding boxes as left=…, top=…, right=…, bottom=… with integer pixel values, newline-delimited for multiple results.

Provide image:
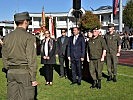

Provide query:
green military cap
left=14, top=12, right=30, bottom=21
left=92, top=27, right=99, bottom=31
left=108, top=23, right=114, bottom=28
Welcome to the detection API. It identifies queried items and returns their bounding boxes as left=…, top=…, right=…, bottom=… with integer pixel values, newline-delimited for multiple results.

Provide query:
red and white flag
left=113, top=0, right=119, bottom=15
left=49, top=16, right=55, bottom=38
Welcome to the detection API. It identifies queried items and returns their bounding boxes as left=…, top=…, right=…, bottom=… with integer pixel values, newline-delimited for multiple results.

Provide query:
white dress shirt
left=45, top=40, right=49, bottom=56
left=73, top=34, right=79, bottom=45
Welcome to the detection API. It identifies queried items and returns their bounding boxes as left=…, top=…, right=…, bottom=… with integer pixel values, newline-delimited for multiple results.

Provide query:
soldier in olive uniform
left=87, top=28, right=106, bottom=89
left=2, top=12, right=38, bottom=100
left=104, top=23, right=121, bottom=82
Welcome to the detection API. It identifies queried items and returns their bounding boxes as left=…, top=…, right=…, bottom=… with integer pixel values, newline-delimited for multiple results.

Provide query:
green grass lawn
left=0, top=57, right=133, bottom=100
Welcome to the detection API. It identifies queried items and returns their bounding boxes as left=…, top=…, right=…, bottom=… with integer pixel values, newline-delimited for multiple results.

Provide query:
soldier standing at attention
left=87, top=28, right=106, bottom=89
left=104, top=23, right=121, bottom=82
left=2, top=12, right=38, bottom=100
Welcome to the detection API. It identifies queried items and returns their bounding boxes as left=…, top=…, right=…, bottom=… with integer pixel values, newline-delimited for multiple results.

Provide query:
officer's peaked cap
left=92, top=27, right=99, bottom=31
left=14, top=12, right=30, bottom=21
left=108, top=23, right=114, bottom=28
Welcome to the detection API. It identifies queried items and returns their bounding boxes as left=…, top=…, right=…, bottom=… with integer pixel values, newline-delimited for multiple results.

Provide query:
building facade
left=0, top=6, right=124, bottom=37
left=0, top=21, right=14, bottom=36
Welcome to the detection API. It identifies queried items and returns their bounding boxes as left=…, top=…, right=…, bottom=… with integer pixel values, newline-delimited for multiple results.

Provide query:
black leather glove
left=2, top=68, right=8, bottom=74
left=2, top=68, right=8, bottom=78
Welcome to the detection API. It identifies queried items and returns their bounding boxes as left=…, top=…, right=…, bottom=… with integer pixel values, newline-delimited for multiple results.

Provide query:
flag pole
left=119, top=0, right=123, bottom=32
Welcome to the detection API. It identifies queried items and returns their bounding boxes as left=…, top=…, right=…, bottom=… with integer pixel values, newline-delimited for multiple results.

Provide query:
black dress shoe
left=77, top=82, right=81, bottom=85
left=113, top=75, right=117, bottom=82
left=107, top=76, right=112, bottom=81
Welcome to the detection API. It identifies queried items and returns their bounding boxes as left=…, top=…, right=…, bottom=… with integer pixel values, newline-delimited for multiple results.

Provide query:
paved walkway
left=118, top=50, right=133, bottom=67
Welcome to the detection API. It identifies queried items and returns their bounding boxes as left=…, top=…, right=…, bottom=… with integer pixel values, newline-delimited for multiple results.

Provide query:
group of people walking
left=1, top=11, right=121, bottom=100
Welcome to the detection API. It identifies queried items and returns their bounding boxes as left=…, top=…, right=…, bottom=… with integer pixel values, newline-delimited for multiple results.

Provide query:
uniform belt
left=9, top=65, right=28, bottom=69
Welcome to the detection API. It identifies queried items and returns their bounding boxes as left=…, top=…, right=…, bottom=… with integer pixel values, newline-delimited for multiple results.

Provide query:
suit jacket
left=67, top=34, right=85, bottom=60
left=56, top=36, right=69, bottom=57
left=41, top=38, right=56, bottom=64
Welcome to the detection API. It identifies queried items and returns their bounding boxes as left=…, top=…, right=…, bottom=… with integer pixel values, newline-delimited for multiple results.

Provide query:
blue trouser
left=71, top=59, right=82, bottom=83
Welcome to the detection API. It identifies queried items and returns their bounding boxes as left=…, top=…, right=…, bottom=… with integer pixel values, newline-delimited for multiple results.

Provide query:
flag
left=41, top=6, right=46, bottom=33
left=49, top=16, right=55, bottom=38
left=113, top=0, right=119, bottom=15
left=42, top=6, right=45, bottom=26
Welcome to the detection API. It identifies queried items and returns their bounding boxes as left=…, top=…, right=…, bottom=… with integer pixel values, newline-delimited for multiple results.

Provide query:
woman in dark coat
left=41, top=30, right=56, bottom=85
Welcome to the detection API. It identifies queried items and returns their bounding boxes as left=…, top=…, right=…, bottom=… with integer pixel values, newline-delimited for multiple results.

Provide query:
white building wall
left=0, top=6, right=124, bottom=37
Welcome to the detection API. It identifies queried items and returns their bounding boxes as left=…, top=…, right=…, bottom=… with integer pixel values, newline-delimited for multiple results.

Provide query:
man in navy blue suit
left=67, top=27, right=85, bottom=85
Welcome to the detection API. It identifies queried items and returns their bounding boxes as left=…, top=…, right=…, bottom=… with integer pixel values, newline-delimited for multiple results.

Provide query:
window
left=57, top=17, right=67, bottom=21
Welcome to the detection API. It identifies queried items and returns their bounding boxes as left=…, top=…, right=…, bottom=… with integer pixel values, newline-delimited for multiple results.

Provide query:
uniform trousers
left=44, top=64, right=53, bottom=82
left=106, top=53, right=118, bottom=76
left=89, top=59, right=103, bottom=80
left=71, top=59, right=82, bottom=83
left=7, top=69, right=35, bottom=100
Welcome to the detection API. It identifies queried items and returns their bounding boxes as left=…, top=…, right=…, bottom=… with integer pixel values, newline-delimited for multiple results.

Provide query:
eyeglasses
left=62, top=31, right=65, bottom=33
left=45, top=32, right=50, bottom=34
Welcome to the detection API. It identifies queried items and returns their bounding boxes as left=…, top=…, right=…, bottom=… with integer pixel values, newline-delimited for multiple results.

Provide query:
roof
left=0, top=21, right=14, bottom=24
left=95, top=6, right=112, bottom=11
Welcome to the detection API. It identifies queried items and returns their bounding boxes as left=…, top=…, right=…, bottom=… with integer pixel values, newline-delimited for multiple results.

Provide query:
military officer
left=87, top=28, right=106, bottom=89
left=2, top=12, right=38, bottom=100
left=104, top=23, right=121, bottom=82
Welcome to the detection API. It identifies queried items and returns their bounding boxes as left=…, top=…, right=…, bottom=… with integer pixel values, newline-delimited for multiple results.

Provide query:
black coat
left=56, top=36, right=69, bottom=57
left=41, top=38, right=56, bottom=64
left=67, top=34, right=85, bottom=60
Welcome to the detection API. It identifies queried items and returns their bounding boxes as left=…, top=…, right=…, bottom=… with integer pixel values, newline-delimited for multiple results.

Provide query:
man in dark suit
left=67, top=27, right=85, bottom=85
left=56, top=29, right=69, bottom=78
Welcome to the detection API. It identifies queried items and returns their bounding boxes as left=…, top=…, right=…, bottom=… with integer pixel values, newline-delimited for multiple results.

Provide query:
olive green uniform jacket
left=104, top=32, right=121, bottom=54
left=2, top=27, right=37, bottom=82
left=87, top=35, right=107, bottom=60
